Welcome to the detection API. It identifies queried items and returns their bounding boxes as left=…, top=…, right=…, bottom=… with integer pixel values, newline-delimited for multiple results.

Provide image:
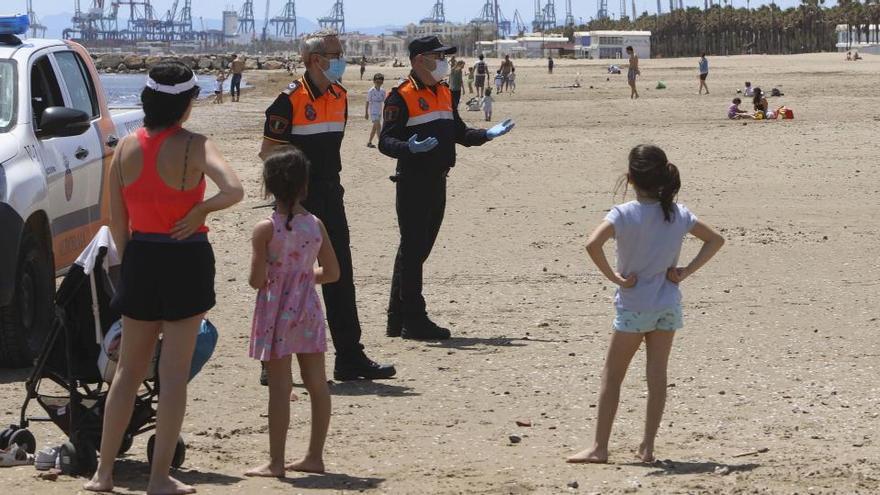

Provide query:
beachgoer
left=698, top=53, right=709, bottom=95
left=229, top=54, right=246, bottom=102
left=359, top=56, right=367, bottom=80
left=482, top=87, right=494, bottom=121
left=853, top=50, right=862, bottom=60
left=508, top=67, right=516, bottom=93
left=743, top=81, right=754, bottom=97
left=244, top=146, right=337, bottom=479
left=752, top=87, right=768, bottom=117
left=379, top=36, right=515, bottom=340
left=728, top=98, right=752, bottom=120
left=548, top=56, right=554, bottom=74
left=260, top=30, right=396, bottom=380
left=846, top=51, right=852, bottom=61
left=449, top=60, right=464, bottom=110
left=494, top=69, right=504, bottom=94
left=366, top=73, right=386, bottom=148
left=84, top=61, right=244, bottom=494
left=567, top=144, right=724, bottom=465
left=626, top=46, right=640, bottom=99
left=213, top=69, right=226, bottom=104
left=474, top=54, right=488, bottom=97
left=500, top=54, right=514, bottom=92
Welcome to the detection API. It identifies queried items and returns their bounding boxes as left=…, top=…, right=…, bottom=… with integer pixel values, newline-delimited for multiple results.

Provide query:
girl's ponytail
left=658, top=161, right=681, bottom=222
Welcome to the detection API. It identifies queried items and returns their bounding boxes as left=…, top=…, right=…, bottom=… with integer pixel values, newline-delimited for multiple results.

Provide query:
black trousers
left=303, top=180, right=362, bottom=357
left=230, top=73, right=242, bottom=98
left=388, top=172, right=447, bottom=319
left=451, top=90, right=462, bottom=110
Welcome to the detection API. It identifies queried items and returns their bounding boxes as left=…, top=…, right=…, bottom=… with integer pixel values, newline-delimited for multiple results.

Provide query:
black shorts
left=700, top=73, right=708, bottom=80
left=111, top=233, right=216, bottom=322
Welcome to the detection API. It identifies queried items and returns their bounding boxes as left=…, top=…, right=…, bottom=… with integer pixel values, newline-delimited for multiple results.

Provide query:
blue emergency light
left=0, top=14, right=30, bottom=36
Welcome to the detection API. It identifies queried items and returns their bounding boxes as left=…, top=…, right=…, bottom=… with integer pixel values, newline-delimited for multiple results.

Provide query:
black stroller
left=0, top=228, right=185, bottom=475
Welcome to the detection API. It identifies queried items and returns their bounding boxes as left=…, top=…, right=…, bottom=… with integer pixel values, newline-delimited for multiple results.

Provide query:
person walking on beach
left=500, top=54, right=514, bottom=92
left=466, top=64, right=475, bottom=94
left=548, top=56, right=554, bottom=74
left=85, top=61, right=244, bottom=494
left=379, top=36, right=516, bottom=340
left=260, top=30, right=396, bottom=381
left=449, top=60, right=464, bottom=109
left=229, top=54, right=245, bottom=102
left=567, top=145, right=724, bottom=465
left=626, top=46, right=640, bottom=99
left=244, top=147, right=336, bottom=479
left=366, top=73, right=386, bottom=148
left=698, top=53, right=709, bottom=95
left=359, top=56, right=367, bottom=80
left=474, top=54, right=488, bottom=97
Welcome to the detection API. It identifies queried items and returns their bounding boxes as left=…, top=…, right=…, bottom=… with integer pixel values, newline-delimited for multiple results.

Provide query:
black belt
left=131, top=232, right=209, bottom=243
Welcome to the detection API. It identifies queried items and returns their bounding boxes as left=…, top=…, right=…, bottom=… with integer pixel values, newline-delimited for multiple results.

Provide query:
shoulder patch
left=384, top=105, right=400, bottom=122
left=282, top=81, right=300, bottom=95
left=268, top=115, right=290, bottom=134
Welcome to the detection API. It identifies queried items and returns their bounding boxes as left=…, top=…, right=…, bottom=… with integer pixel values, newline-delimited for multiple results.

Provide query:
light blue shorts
left=613, top=305, right=683, bottom=333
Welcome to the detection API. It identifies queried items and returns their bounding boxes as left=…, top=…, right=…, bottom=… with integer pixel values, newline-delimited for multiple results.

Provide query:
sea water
left=100, top=74, right=249, bottom=107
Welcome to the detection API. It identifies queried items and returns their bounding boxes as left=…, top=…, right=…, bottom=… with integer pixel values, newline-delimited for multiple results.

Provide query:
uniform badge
left=305, top=104, right=318, bottom=121
left=268, top=115, right=290, bottom=135
left=384, top=106, right=400, bottom=122
left=418, top=97, right=430, bottom=111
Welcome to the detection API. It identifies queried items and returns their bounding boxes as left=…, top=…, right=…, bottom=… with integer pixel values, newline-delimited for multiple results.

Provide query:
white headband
left=145, top=73, right=198, bottom=95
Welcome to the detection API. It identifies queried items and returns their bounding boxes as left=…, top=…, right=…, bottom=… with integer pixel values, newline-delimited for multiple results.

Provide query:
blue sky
left=22, top=0, right=832, bottom=27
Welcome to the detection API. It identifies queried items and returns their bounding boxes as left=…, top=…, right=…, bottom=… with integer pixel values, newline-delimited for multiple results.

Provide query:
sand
left=2, top=53, right=879, bottom=494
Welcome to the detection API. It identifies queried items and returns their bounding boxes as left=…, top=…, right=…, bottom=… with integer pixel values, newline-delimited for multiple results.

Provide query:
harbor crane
left=270, top=0, right=297, bottom=38
left=421, top=1, right=446, bottom=24
left=318, top=0, right=345, bottom=34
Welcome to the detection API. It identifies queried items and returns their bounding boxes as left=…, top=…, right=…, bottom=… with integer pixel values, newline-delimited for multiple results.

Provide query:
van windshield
left=0, top=60, right=14, bottom=132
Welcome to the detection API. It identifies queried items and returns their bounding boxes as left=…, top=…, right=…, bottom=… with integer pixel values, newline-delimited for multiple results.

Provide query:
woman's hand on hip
left=171, top=204, right=208, bottom=240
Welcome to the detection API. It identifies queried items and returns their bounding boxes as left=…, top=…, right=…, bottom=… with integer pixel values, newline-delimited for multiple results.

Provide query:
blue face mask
left=323, top=57, right=347, bottom=82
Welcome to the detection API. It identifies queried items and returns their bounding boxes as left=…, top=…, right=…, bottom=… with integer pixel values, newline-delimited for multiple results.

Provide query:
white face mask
left=430, top=59, right=449, bottom=81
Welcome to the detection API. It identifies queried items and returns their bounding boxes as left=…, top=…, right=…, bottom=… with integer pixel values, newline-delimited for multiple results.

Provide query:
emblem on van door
left=418, top=97, right=429, bottom=111
left=62, top=155, right=73, bottom=201
left=305, top=104, right=317, bottom=121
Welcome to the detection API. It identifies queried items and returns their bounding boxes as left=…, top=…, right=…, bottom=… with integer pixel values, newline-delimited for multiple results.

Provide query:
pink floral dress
left=249, top=212, right=327, bottom=361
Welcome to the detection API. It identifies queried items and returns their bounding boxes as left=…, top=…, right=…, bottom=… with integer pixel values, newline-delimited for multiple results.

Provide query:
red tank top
left=123, top=126, right=208, bottom=235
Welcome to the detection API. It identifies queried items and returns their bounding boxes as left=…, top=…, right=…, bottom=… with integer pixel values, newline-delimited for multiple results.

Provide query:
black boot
left=401, top=316, right=451, bottom=341
left=386, top=312, right=402, bottom=337
left=334, top=351, right=397, bottom=381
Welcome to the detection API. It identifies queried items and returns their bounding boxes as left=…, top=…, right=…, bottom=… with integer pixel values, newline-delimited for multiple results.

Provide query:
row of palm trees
left=560, top=1, right=880, bottom=57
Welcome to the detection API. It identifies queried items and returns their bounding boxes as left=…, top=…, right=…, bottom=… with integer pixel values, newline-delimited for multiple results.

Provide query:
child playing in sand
left=482, top=87, right=494, bottom=122
left=728, top=98, right=752, bottom=120
left=245, top=146, right=339, bottom=478
left=567, top=144, right=724, bottom=465
left=213, top=69, right=226, bottom=104
left=365, top=73, right=385, bottom=148
left=752, top=87, right=768, bottom=118
left=743, top=81, right=754, bottom=97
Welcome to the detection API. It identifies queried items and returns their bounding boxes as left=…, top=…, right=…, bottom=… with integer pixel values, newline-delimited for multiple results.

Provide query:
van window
left=54, top=51, right=99, bottom=118
left=30, top=55, right=64, bottom=128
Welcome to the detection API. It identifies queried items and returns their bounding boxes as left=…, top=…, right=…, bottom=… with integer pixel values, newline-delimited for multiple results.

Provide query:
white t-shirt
left=367, top=87, right=386, bottom=118
left=482, top=95, right=493, bottom=111
left=605, top=201, right=697, bottom=312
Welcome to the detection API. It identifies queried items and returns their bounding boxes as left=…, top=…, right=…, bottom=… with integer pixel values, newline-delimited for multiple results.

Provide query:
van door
left=30, top=51, right=104, bottom=268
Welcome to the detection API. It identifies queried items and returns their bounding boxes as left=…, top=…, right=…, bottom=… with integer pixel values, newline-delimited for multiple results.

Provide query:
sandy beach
left=2, top=52, right=879, bottom=494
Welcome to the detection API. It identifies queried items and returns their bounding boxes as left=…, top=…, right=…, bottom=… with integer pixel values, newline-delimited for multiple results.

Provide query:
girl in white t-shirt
left=568, top=145, right=724, bottom=465
left=365, top=73, right=385, bottom=148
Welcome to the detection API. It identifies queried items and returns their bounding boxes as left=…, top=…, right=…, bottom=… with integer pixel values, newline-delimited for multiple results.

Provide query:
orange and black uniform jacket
left=263, top=73, right=348, bottom=181
left=378, top=74, right=488, bottom=175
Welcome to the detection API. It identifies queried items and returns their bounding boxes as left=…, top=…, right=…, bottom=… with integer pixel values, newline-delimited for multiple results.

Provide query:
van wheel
left=0, top=228, right=54, bottom=368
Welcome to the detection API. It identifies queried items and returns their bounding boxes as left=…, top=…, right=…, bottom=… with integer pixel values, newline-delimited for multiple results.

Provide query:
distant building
left=836, top=24, right=880, bottom=55
left=516, top=34, right=570, bottom=58
left=574, top=30, right=651, bottom=59
left=342, top=33, right=406, bottom=58
left=404, top=22, right=473, bottom=40
left=222, top=10, right=238, bottom=39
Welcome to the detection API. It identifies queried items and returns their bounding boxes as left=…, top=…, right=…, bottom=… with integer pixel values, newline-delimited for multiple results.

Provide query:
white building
left=405, top=22, right=473, bottom=40
left=342, top=34, right=406, bottom=58
left=516, top=34, right=569, bottom=58
left=222, top=11, right=238, bottom=38
left=836, top=24, right=880, bottom=55
left=574, top=30, right=651, bottom=59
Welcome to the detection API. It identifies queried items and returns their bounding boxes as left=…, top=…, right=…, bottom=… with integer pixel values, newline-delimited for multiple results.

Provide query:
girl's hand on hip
left=666, top=267, right=690, bottom=284
left=171, top=204, right=207, bottom=240
left=616, top=273, right=637, bottom=288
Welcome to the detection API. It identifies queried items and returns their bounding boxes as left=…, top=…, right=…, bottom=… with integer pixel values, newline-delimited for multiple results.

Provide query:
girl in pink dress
left=245, top=146, right=339, bottom=478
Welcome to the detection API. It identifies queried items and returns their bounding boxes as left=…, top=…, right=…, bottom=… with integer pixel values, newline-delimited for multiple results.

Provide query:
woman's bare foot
left=285, top=457, right=325, bottom=473
left=566, top=447, right=608, bottom=464
left=637, top=443, right=656, bottom=464
left=83, top=473, right=114, bottom=492
left=146, top=475, right=196, bottom=495
left=244, top=461, right=285, bottom=478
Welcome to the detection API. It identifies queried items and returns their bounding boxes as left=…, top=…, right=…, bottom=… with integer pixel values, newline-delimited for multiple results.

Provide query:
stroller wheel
left=0, top=425, right=20, bottom=450
left=58, top=442, right=78, bottom=475
left=147, top=435, right=186, bottom=469
left=9, top=428, right=36, bottom=454
left=59, top=440, right=98, bottom=475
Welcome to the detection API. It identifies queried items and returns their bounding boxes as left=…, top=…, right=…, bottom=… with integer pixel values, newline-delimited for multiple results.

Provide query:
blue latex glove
left=486, top=119, right=515, bottom=140
left=407, top=134, right=439, bottom=154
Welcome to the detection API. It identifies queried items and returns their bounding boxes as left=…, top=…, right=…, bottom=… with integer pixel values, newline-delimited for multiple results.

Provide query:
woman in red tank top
left=85, top=61, right=243, bottom=495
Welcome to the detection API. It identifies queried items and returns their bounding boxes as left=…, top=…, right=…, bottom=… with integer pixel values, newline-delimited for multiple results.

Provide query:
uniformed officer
left=380, top=36, right=515, bottom=340
left=260, top=31, right=396, bottom=380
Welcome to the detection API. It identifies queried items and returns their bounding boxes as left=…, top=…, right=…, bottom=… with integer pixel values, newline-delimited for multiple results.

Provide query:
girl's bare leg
left=368, top=122, right=380, bottom=145
left=146, top=315, right=201, bottom=495
left=568, top=331, right=644, bottom=463
left=246, top=355, right=293, bottom=477
left=638, top=330, right=675, bottom=463
left=85, top=318, right=161, bottom=492
left=286, top=353, right=330, bottom=473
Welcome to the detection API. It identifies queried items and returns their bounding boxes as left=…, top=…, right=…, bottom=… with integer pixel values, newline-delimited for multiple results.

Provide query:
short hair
left=141, top=61, right=198, bottom=130
left=733, top=97, right=741, bottom=104
left=626, top=45, right=634, bottom=51
left=301, top=29, right=339, bottom=60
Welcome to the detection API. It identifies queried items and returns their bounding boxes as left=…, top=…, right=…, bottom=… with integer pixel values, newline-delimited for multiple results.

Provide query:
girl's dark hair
left=752, top=87, right=764, bottom=108
left=141, top=61, right=199, bottom=129
left=262, top=146, right=311, bottom=231
left=619, top=145, right=681, bottom=223
left=733, top=97, right=741, bottom=104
